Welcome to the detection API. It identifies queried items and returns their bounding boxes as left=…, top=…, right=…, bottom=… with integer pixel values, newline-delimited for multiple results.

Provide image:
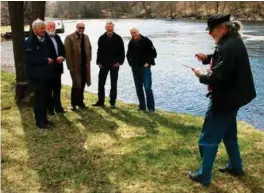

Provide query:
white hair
left=76, top=21, right=85, bottom=27
left=44, top=20, right=55, bottom=26
left=32, top=18, right=45, bottom=31
left=223, top=20, right=243, bottom=37
left=106, top=21, right=114, bottom=26
left=130, top=27, right=139, bottom=33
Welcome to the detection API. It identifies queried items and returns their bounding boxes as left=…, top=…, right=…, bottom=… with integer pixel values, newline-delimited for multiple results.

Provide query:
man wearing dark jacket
left=189, top=14, right=256, bottom=186
left=126, top=28, right=156, bottom=113
left=45, top=20, right=66, bottom=115
left=93, top=21, right=125, bottom=108
left=24, top=19, right=54, bottom=129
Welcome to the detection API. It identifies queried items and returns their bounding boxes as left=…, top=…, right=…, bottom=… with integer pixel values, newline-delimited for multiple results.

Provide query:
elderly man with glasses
left=65, top=21, right=92, bottom=110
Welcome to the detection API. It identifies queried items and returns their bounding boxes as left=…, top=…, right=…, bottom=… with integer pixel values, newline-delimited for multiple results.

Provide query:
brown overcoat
left=65, top=32, right=92, bottom=88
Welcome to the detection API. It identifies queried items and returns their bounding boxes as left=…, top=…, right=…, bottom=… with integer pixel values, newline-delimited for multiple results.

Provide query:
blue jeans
left=197, top=101, right=243, bottom=185
left=132, top=67, right=155, bottom=111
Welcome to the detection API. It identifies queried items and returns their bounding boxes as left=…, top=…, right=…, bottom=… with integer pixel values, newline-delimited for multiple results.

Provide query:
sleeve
left=58, top=35, right=66, bottom=58
left=96, top=36, right=102, bottom=65
left=126, top=41, right=132, bottom=66
left=87, top=35, right=92, bottom=62
left=118, top=36, right=125, bottom=65
left=199, top=47, right=235, bottom=86
left=64, top=36, right=73, bottom=71
left=145, top=38, right=154, bottom=65
left=202, top=54, right=213, bottom=65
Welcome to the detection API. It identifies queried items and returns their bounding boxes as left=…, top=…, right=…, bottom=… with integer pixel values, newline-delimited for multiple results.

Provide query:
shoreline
left=48, top=17, right=264, bottom=23
left=1, top=69, right=262, bottom=131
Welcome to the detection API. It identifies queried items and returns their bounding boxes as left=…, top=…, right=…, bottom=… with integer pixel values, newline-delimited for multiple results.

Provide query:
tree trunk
left=215, top=2, right=220, bottom=14
left=29, top=1, right=46, bottom=32
left=8, top=1, right=29, bottom=103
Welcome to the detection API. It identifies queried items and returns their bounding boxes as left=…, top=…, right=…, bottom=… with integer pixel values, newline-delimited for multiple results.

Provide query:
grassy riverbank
left=1, top=71, right=264, bottom=193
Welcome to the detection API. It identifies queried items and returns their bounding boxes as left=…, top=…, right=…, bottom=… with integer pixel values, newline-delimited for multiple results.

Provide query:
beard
left=47, top=31, right=56, bottom=36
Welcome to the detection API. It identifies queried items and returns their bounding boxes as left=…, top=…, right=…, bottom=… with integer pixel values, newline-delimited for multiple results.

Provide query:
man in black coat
left=126, top=28, right=156, bottom=113
left=93, top=21, right=125, bottom=108
left=189, top=14, right=256, bottom=186
left=45, top=20, right=66, bottom=115
left=24, top=19, right=54, bottom=129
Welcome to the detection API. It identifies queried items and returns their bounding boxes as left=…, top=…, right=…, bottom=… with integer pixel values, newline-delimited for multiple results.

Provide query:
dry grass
left=1, top=71, right=264, bottom=193
left=0, top=25, right=30, bottom=33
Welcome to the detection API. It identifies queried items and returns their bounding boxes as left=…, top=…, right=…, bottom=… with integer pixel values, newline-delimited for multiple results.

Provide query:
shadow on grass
left=102, top=107, right=201, bottom=139
left=75, top=107, right=120, bottom=139
left=17, top=104, right=121, bottom=193
left=101, top=107, right=159, bottom=134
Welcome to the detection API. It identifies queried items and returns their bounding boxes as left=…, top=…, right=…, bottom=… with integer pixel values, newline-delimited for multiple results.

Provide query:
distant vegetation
left=1, top=1, right=264, bottom=27
left=49, top=1, right=264, bottom=21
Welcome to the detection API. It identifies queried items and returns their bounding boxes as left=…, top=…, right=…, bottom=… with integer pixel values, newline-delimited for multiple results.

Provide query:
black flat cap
left=206, top=14, right=231, bottom=31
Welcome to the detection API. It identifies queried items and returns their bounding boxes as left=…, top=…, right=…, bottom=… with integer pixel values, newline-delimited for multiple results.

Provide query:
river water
left=1, top=19, right=264, bottom=130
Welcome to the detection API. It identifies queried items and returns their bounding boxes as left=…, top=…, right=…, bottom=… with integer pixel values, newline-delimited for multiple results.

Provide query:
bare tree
left=215, top=2, right=220, bottom=14
left=29, top=1, right=46, bottom=31
left=7, top=1, right=46, bottom=103
left=8, top=1, right=28, bottom=102
left=222, top=2, right=227, bottom=13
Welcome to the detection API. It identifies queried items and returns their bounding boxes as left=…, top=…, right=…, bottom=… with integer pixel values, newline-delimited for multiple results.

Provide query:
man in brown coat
left=65, top=21, right=92, bottom=110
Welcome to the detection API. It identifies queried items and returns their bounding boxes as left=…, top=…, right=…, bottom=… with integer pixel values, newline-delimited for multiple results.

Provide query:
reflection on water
left=1, top=19, right=264, bottom=130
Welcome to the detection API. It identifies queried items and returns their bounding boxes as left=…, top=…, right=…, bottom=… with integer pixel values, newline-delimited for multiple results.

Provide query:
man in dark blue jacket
left=189, top=14, right=256, bottom=186
left=24, top=19, right=54, bottom=129
left=93, top=21, right=125, bottom=108
left=45, top=20, right=66, bottom=115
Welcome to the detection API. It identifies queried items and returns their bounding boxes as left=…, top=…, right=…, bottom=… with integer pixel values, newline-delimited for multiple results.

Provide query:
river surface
left=1, top=19, right=264, bottom=130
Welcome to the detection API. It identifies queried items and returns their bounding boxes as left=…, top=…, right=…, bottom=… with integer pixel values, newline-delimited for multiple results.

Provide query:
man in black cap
left=189, top=14, right=256, bottom=186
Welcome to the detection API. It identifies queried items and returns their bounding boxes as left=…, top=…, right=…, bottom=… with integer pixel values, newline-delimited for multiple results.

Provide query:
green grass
left=1, top=71, right=264, bottom=193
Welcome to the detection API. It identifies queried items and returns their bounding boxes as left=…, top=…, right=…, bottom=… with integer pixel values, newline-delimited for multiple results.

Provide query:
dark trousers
left=132, top=67, right=155, bottom=110
left=196, top=101, right=243, bottom=185
left=47, top=73, right=63, bottom=112
left=98, top=66, right=119, bottom=105
left=32, top=80, right=51, bottom=125
left=71, top=73, right=86, bottom=107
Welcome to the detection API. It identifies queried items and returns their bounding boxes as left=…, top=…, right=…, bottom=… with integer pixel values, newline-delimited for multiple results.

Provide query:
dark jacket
left=96, top=32, right=125, bottom=66
left=24, top=33, right=53, bottom=81
left=126, top=35, right=155, bottom=68
left=45, top=32, right=66, bottom=74
left=199, top=33, right=256, bottom=114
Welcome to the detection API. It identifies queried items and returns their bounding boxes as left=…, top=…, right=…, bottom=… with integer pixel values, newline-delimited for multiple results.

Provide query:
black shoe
left=92, top=101, right=105, bottom=107
left=188, top=171, right=209, bottom=186
left=37, top=122, right=48, bottom=129
left=71, top=106, right=77, bottom=111
left=137, top=107, right=146, bottom=111
left=55, top=108, right=67, bottom=113
left=78, top=103, right=87, bottom=109
left=149, top=109, right=155, bottom=114
left=48, top=111, right=55, bottom=116
left=110, top=104, right=116, bottom=109
left=218, top=166, right=245, bottom=176
left=45, top=120, right=55, bottom=127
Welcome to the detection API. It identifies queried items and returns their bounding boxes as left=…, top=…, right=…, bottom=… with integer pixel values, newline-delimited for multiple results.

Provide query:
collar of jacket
left=74, top=32, right=85, bottom=39
left=103, top=32, right=116, bottom=37
left=31, top=33, right=44, bottom=43
left=45, top=32, right=55, bottom=39
left=217, top=32, right=231, bottom=45
left=139, top=34, right=147, bottom=41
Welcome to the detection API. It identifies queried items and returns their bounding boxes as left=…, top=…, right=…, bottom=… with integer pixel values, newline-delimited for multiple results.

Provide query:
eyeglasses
left=78, top=27, right=85, bottom=30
